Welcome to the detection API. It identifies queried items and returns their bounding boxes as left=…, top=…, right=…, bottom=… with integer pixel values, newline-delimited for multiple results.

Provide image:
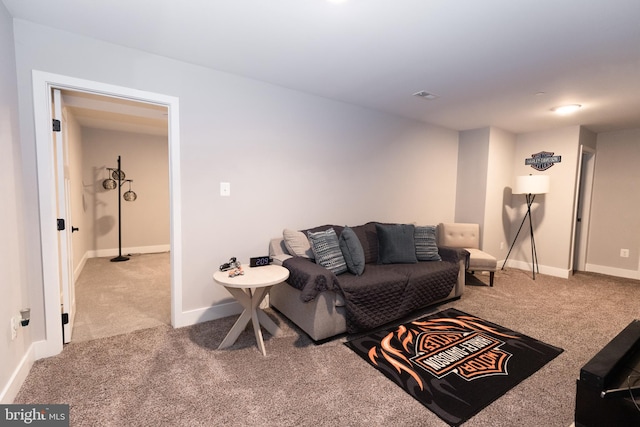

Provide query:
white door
left=573, top=148, right=596, bottom=272
left=53, top=88, right=76, bottom=343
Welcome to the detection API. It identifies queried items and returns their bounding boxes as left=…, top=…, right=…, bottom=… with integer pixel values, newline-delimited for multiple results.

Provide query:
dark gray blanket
left=282, top=256, right=342, bottom=303
left=338, top=261, right=459, bottom=333
left=282, top=247, right=466, bottom=333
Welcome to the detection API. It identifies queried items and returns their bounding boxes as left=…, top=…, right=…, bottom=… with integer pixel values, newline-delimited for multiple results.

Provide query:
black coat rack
left=102, top=155, right=137, bottom=262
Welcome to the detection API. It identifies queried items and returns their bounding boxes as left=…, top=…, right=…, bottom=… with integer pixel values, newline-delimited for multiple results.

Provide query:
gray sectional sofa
left=268, top=222, right=468, bottom=341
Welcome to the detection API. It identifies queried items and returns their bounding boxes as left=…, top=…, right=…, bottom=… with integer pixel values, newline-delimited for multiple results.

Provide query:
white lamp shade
left=514, top=175, right=550, bottom=194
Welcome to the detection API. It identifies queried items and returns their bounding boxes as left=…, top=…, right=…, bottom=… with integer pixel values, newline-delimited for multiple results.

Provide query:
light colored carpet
left=71, top=252, right=170, bottom=342
left=15, top=268, right=640, bottom=426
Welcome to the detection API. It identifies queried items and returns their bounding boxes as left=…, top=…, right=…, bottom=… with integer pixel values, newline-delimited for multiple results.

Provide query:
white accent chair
left=438, top=223, right=497, bottom=287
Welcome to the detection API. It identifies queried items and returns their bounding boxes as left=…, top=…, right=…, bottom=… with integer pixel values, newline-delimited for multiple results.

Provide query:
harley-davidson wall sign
left=525, top=151, right=561, bottom=171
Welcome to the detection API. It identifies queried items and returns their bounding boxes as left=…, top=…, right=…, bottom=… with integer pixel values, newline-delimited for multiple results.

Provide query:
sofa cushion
left=376, top=223, right=418, bottom=264
left=339, top=226, right=366, bottom=275
left=283, top=229, right=313, bottom=258
left=337, top=264, right=409, bottom=332
left=307, top=228, right=348, bottom=275
left=350, top=222, right=379, bottom=264
left=389, top=261, right=459, bottom=315
left=336, top=262, right=457, bottom=333
left=414, top=225, right=442, bottom=261
left=466, top=248, right=498, bottom=270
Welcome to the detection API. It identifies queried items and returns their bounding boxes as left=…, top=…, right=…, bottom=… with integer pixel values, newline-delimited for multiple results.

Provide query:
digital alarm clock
left=249, top=256, right=272, bottom=267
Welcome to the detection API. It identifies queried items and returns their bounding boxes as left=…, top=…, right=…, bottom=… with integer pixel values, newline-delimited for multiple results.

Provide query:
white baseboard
left=88, top=244, right=170, bottom=259
left=502, top=259, right=570, bottom=279
left=173, top=300, right=243, bottom=329
left=0, top=344, right=35, bottom=404
left=585, top=263, right=640, bottom=280
left=74, top=251, right=88, bottom=282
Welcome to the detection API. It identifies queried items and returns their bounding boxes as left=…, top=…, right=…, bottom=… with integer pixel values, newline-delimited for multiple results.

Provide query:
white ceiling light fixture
left=413, top=91, right=439, bottom=100
left=551, top=104, right=582, bottom=115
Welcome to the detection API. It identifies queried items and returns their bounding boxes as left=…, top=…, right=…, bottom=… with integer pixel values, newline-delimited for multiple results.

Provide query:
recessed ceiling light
left=551, top=104, right=582, bottom=115
left=326, top=0, right=348, bottom=3
left=413, top=91, right=439, bottom=100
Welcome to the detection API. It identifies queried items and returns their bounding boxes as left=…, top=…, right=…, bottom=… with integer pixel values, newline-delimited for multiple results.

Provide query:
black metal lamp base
left=501, top=193, right=539, bottom=280
left=110, top=255, right=130, bottom=262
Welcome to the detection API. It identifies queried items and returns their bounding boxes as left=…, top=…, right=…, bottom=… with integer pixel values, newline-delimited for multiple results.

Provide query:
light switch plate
left=220, top=182, right=230, bottom=197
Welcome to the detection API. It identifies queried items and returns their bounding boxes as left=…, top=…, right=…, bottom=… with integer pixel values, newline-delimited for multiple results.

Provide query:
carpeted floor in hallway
left=71, top=252, right=170, bottom=342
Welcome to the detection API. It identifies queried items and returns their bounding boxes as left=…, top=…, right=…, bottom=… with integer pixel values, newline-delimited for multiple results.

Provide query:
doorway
left=32, top=71, right=182, bottom=359
left=59, top=88, right=171, bottom=342
left=572, top=146, right=596, bottom=272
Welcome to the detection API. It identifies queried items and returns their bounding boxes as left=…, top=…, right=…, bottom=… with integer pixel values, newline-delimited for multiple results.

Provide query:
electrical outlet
left=620, top=249, right=630, bottom=258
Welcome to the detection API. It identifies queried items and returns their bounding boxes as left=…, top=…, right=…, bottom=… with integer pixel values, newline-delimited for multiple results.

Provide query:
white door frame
left=52, top=88, right=76, bottom=343
left=570, top=145, right=596, bottom=273
left=32, top=70, right=182, bottom=359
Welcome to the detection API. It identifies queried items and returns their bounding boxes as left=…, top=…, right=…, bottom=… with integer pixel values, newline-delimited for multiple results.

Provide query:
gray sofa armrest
left=269, top=237, right=289, bottom=258
left=271, top=253, right=292, bottom=266
left=438, top=246, right=470, bottom=266
left=438, top=246, right=469, bottom=296
left=282, top=257, right=342, bottom=303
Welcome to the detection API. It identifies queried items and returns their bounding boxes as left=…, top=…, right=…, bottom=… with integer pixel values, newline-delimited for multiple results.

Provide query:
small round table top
left=213, top=264, right=289, bottom=289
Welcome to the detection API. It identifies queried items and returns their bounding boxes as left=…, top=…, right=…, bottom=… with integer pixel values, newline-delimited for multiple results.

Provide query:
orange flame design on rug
left=368, top=315, right=519, bottom=390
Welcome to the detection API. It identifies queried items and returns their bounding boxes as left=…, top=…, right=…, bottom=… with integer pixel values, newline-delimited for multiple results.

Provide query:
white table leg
left=218, top=285, right=280, bottom=355
left=218, top=309, right=252, bottom=349
left=250, top=286, right=270, bottom=356
left=218, top=287, right=252, bottom=350
left=257, top=310, right=282, bottom=337
left=251, top=308, right=266, bottom=356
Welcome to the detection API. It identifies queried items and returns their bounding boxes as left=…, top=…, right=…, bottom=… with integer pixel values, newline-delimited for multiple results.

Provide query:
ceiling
left=62, top=90, right=168, bottom=136
left=4, top=0, right=640, bottom=134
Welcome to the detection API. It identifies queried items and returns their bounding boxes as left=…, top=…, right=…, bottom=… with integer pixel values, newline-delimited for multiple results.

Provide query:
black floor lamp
left=502, top=174, right=550, bottom=279
left=102, top=156, right=137, bottom=262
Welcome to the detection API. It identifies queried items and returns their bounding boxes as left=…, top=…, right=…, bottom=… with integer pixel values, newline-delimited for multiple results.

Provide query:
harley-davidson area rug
left=344, top=308, right=563, bottom=426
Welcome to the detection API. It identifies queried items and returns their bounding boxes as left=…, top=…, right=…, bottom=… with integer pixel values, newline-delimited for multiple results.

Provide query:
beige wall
left=12, top=20, right=459, bottom=338
left=588, top=129, right=640, bottom=277
left=510, top=126, right=581, bottom=277
left=455, top=127, right=489, bottom=226
left=456, top=125, right=584, bottom=276
left=454, top=126, right=516, bottom=260
left=81, top=128, right=170, bottom=255
left=484, top=127, right=516, bottom=259
left=0, top=3, right=32, bottom=403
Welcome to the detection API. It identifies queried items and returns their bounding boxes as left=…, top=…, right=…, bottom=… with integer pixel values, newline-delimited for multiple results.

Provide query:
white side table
left=213, top=264, right=289, bottom=356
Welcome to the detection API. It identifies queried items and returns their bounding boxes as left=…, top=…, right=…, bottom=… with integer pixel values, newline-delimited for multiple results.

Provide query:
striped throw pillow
left=307, top=228, right=348, bottom=275
left=415, top=225, right=441, bottom=261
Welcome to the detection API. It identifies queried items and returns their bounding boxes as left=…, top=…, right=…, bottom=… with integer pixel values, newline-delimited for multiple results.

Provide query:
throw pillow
left=351, top=222, right=379, bottom=264
left=307, top=228, right=348, bottom=275
left=283, top=229, right=313, bottom=258
left=339, top=226, right=366, bottom=275
left=376, top=223, right=418, bottom=264
left=415, top=225, right=442, bottom=261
